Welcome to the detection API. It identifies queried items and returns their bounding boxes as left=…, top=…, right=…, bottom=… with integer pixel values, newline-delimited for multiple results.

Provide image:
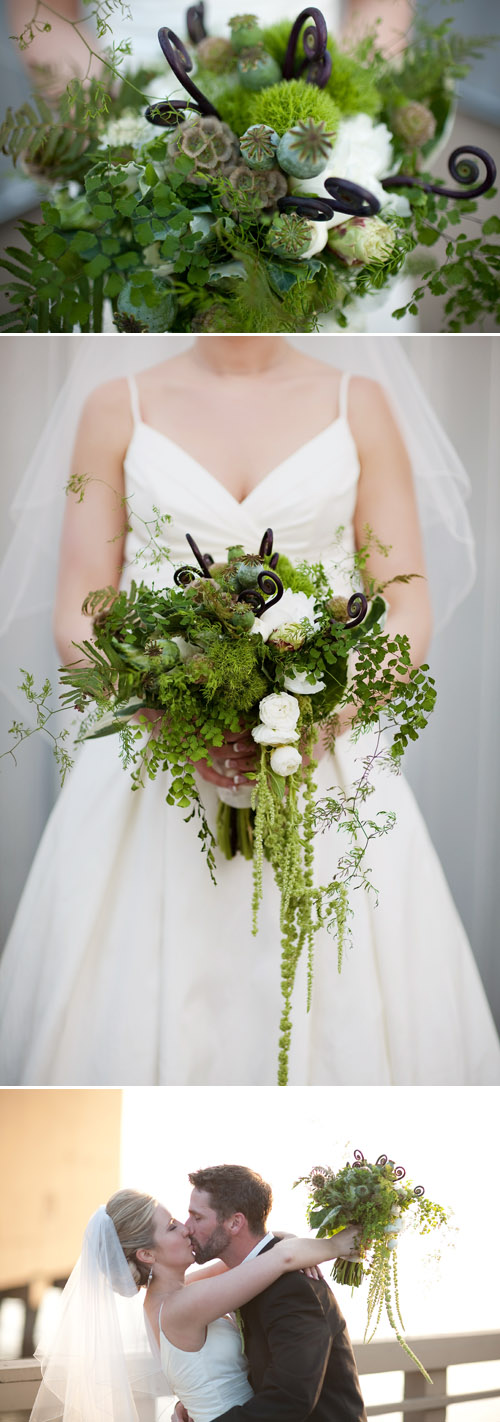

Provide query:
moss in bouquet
left=246, top=80, right=340, bottom=139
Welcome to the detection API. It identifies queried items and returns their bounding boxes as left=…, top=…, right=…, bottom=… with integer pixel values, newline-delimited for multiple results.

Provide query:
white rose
left=259, top=691, right=300, bottom=734
left=270, top=744, right=302, bottom=776
left=250, top=590, right=318, bottom=643
left=251, top=724, right=299, bottom=745
left=284, top=670, right=326, bottom=695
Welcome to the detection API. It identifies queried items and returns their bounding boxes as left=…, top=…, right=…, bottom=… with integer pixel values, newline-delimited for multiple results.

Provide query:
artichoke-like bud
left=392, top=100, right=437, bottom=149
left=266, top=211, right=313, bottom=260
left=328, top=595, right=350, bottom=623
left=237, top=46, right=281, bottom=91
left=268, top=622, right=307, bottom=651
left=276, top=118, right=335, bottom=178
left=229, top=14, right=262, bottom=52
left=167, top=116, right=239, bottom=185
left=327, top=216, right=396, bottom=267
left=221, top=163, right=288, bottom=219
left=115, top=277, right=177, bottom=333
left=196, top=35, right=236, bottom=73
left=240, top=123, right=279, bottom=170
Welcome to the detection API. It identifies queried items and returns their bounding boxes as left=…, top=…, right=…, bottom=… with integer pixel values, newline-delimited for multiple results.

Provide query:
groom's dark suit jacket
left=216, top=1237, right=367, bottom=1422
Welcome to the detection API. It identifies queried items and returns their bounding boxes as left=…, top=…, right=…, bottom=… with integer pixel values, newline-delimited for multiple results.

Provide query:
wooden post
left=404, top=1367, right=447, bottom=1422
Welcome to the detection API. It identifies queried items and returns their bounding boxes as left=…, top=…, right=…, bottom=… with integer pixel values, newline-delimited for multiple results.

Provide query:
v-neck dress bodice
left=121, top=381, right=360, bottom=594
left=1, top=377, right=499, bottom=1087
left=159, top=1318, right=253, bottom=1422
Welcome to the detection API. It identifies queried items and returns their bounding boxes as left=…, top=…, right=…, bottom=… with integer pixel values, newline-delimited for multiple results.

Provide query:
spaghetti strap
left=338, top=370, right=350, bottom=424
left=128, top=374, right=141, bottom=425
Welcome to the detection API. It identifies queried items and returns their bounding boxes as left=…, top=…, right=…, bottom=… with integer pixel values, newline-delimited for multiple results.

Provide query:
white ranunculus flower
left=283, top=670, right=326, bottom=695
left=302, top=221, right=329, bottom=257
left=250, top=590, right=319, bottom=642
left=270, top=744, right=302, bottom=776
left=251, top=724, right=299, bottom=746
left=258, top=691, right=300, bottom=734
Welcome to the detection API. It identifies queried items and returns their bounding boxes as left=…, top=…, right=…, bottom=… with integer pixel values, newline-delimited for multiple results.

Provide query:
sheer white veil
left=0, top=334, right=475, bottom=729
left=30, top=1205, right=172, bottom=1422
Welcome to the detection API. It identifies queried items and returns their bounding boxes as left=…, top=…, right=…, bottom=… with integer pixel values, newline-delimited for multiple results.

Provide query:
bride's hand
left=192, top=728, right=258, bottom=790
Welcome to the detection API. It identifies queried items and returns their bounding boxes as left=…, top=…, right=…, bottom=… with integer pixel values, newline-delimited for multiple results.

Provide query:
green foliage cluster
left=1, top=3, right=498, bottom=330
left=261, top=20, right=381, bottom=117
left=296, top=1155, right=450, bottom=1377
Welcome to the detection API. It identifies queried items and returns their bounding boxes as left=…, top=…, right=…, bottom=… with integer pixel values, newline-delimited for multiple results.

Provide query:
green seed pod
left=115, top=277, right=176, bottom=333
left=229, top=14, right=262, bottom=53
left=235, top=559, right=264, bottom=589
left=238, top=46, right=281, bottom=92
left=266, top=211, right=312, bottom=260
left=229, top=604, right=256, bottom=630
left=240, top=123, right=279, bottom=170
left=277, top=118, right=335, bottom=178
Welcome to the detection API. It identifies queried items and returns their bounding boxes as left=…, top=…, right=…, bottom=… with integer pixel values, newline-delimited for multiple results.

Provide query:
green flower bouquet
left=23, top=522, right=433, bottom=1084
left=1, top=3, right=498, bottom=331
left=296, top=1152, right=451, bottom=1378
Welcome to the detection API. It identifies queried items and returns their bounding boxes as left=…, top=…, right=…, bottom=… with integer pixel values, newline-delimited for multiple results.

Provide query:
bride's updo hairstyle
left=106, top=1189, right=158, bottom=1288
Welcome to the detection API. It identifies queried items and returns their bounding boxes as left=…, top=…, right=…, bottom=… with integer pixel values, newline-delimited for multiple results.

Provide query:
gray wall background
left=0, top=334, right=499, bottom=1032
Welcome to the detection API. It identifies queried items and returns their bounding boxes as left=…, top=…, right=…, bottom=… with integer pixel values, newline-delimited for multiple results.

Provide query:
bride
left=0, top=335, right=499, bottom=1086
left=29, top=1188, right=364, bottom=1422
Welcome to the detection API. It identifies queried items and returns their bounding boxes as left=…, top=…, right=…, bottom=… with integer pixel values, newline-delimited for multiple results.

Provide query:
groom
left=184, top=1163, right=367, bottom=1422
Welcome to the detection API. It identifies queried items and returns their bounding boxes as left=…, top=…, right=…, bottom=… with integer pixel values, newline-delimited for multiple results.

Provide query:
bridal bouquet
left=296, top=1152, right=450, bottom=1378
left=1, top=4, right=498, bottom=332
left=44, top=525, right=435, bottom=1083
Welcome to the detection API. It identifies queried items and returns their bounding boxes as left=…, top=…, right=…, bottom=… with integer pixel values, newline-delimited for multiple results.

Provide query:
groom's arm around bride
left=186, top=1166, right=367, bottom=1422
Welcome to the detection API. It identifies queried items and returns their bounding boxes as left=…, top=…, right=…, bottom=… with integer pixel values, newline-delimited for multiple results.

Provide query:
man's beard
left=190, top=1223, right=231, bottom=1265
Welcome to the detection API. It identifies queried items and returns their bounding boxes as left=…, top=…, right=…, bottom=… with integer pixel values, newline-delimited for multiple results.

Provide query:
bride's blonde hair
left=106, top=1189, right=158, bottom=1288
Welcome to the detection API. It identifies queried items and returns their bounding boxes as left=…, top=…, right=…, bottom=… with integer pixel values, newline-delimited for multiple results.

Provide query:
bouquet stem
left=333, top=1258, right=365, bottom=1288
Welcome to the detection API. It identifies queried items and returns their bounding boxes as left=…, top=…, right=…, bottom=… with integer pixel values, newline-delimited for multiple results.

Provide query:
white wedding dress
left=1, top=373, right=499, bottom=1086
left=159, top=1316, right=253, bottom=1422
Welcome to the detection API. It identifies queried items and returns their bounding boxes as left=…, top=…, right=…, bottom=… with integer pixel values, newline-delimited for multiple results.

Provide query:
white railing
left=0, top=1332, right=499, bottom=1420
